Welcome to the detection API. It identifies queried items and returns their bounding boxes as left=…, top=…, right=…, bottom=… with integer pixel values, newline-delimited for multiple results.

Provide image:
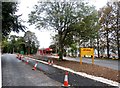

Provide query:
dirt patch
left=28, top=55, right=120, bottom=83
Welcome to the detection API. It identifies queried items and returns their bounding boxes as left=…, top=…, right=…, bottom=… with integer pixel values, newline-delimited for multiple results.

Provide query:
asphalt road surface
left=2, top=54, right=118, bottom=87
left=2, top=54, right=62, bottom=87
left=45, top=55, right=120, bottom=70
left=64, top=57, right=120, bottom=70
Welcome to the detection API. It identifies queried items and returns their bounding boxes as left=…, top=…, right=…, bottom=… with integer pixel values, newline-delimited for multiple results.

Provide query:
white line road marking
left=25, top=56, right=120, bottom=87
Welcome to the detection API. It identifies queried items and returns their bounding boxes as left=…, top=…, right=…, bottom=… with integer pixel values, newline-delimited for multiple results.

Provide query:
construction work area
left=15, top=54, right=119, bottom=87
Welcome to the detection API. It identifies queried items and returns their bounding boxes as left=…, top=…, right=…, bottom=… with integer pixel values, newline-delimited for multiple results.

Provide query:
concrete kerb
left=25, top=56, right=120, bottom=87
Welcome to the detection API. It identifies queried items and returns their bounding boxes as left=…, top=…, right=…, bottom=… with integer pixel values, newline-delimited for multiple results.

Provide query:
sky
left=10, top=0, right=108, bottom=48
left=11, top=0, right=55, bottom=48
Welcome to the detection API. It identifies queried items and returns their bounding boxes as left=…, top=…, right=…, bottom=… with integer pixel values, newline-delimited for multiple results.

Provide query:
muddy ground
left=27, top=55, right=120, bottom=83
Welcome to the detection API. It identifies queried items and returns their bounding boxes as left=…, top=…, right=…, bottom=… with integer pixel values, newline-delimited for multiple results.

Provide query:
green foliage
left=2, top=2, right=26, bottom=39
left=24, top=31, right=39, bottom=54
left=98, top=1, right=120, bottom=59
left=28, top=1, right=99, bottom=59
left=2, top=31, right=39, bottom=54
left=49, top=44, right=57, bottom=53
left=24, top=31, right=39, bottom=48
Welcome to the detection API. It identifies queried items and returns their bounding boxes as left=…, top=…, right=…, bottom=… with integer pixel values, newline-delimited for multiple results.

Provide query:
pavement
left=44, top=55, right=120, bottom=70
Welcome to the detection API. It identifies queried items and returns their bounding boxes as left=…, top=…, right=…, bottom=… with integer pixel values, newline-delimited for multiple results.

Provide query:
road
left=2, top=54, right=118, bottom=87
left=45, top=55, right=120, bottom=70
left=64, top=57, right=120, bottom=70
left=2, top=54, right=62, bottom=87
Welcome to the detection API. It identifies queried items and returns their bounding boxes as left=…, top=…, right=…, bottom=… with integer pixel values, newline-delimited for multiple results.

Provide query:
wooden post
left=80, top=56, right=82, bottom=65
left=92, top=55, right=94, bottom=65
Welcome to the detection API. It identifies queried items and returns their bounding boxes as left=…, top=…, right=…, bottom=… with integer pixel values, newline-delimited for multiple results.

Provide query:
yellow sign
left=80, top=48, right=94, bottom=65
left=81, top=48, right=94, bottom=56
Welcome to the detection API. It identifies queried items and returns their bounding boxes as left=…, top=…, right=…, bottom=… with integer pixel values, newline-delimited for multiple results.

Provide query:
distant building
left=37, top=48, right=52, bottom=55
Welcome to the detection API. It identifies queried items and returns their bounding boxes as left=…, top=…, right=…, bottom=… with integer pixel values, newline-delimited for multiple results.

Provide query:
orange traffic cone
left=32, top=62, right=38, bottom=70
left=19, top=55, right=22, bottom=60
left=26, top=59, right=29, bottom=64
left=21, top=55, right=24, bottom=62
left=51, top=60, right=54, bottom=65
left=16, top=54, right=19, bottom=58
left=56, top=54, right=58, bottom=57
left=48, top=60, right=51, bottom=65
left=21, top=55, right=23, bottom=58
left=62, top=71, right=70, bottom=87
left=17, top=54, right=19, bottom=59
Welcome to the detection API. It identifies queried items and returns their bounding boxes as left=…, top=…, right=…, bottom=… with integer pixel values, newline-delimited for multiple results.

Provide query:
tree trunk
left=28, top=40, right=31, bottom=54
left=58, top=31, right=63, bottom=60
left=13, top=47, right=14, bottom=54
left=106, top=30, right=110, bottom=58
left=97, top=35, right=100, bottom=58
left=116, top=8, right=120, bottom=59
left=116, top=30, right=120, bottom=59
left=28, top=47, right=30, bottom=54
left=56, top=45, right=57, bottom=53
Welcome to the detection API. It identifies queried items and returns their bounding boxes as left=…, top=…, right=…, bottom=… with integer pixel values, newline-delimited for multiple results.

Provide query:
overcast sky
left=10, top=0, right=108, bottom=48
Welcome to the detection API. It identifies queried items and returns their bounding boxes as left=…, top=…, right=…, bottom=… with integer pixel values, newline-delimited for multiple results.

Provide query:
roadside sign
left=80, top=48, right=94, bottom=65
left=20, top=51, right=24, bottom=55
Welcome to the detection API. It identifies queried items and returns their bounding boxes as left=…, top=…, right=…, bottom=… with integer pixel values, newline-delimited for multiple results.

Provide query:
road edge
left=25, top=56, right=120, bottom=87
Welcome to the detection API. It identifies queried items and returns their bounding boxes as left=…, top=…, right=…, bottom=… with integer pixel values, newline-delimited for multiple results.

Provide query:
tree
left=111, top=1, right=120, bottom=59
left=2, top=2, right=26, bottom=39
left=49, top=44, right=57, bottom=53
left=98, top=3, right=112, bottom=58
left=24, top=31, right=39, bottom=54
left=70, top=43, right=77, bottom=57
left=1, top=34, right=39, bottom=54
left=28, top=1, right=98, bottom=60
left=9, top=35, right=18, bottom=53
left=98, top=1, right=120, bottom=59
left=1, top=37, right=9, bottom=53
